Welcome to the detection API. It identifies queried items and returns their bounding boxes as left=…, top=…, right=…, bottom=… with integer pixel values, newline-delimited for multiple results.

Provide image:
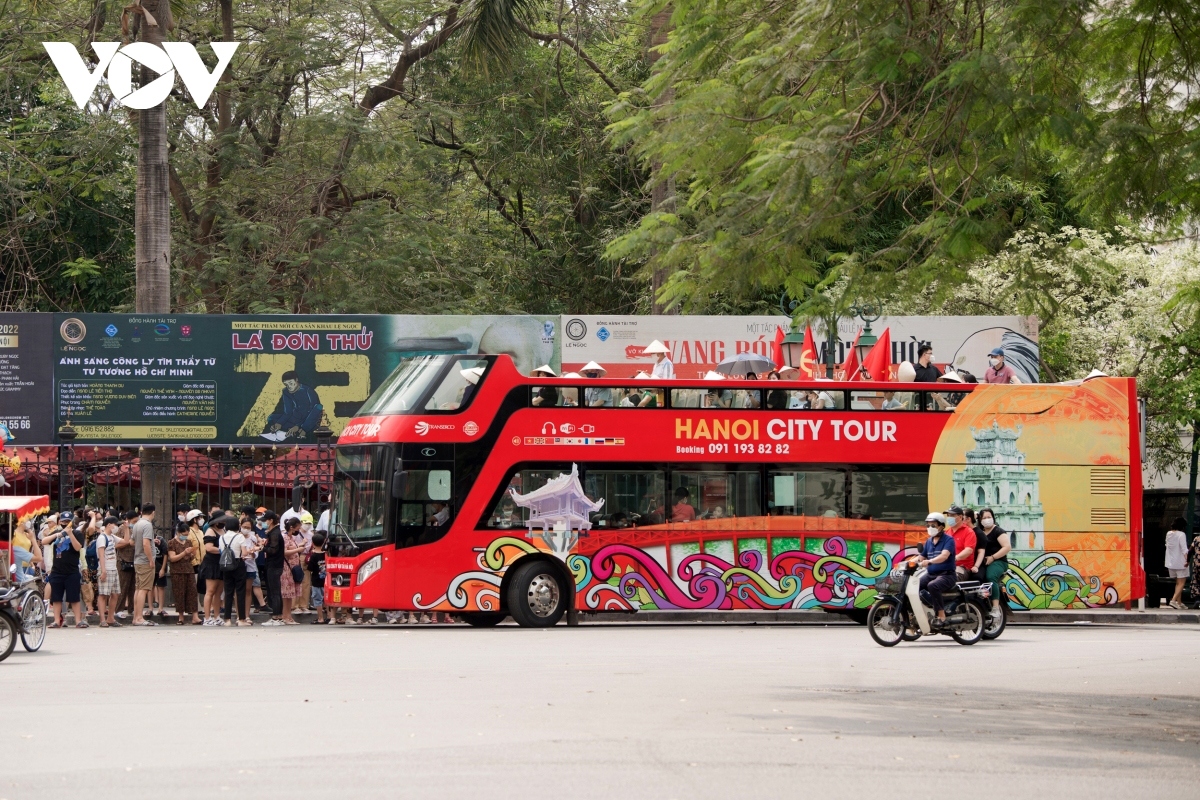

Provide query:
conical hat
left=460, top=366, right=486, bottom=385
left=703, top=371, right=725, bottom=380
left=581, top=361, right=607, bottom=375
left=532, top=364, right=557, bottom=377
left=643, top=340, right=670, bottom=355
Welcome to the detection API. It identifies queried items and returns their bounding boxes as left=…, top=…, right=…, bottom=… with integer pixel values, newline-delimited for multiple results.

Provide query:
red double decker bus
left=326, top=355, right=1143, bottom=626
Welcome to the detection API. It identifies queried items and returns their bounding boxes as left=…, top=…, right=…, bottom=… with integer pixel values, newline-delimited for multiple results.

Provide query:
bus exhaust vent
left=1089, top=468, right=1126, bottom=495
left=1090, top=508, right=1127, bottom=526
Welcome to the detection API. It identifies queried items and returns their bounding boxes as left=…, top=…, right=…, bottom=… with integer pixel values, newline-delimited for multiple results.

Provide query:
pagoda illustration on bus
left=951, top=422, right=1045, bottom=551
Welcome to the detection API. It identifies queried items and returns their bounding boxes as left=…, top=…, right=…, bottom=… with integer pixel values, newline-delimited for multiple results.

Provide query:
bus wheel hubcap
left=526, top=574, right=560, bottom=617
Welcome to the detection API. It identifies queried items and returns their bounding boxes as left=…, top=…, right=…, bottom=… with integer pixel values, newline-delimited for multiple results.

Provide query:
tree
left=605, top=0, right=1097, bottom=313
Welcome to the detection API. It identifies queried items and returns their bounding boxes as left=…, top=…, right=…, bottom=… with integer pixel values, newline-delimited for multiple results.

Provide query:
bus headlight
left=357, top=555, right=382, bottom=586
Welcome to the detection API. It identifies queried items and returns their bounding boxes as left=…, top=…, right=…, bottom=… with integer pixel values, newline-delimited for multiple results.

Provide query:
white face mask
left=989, top=357, right=1000, bottom=367
left=926, top=526, right=939, bottom=537
left=982, top=518, right=995, bottom=529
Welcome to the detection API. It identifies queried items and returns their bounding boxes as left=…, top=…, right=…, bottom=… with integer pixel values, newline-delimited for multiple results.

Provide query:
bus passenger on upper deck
left=670, top=487, right=697, bottom=522
left=644, top=340, right=675, bottom=379
left=913, top=345, right=942, bottom=382
left=581, top=362, right=612, bottom=406
left=531, top=365, right=559, bottom=407
left=881, top=391, right=903, bottom=410
left=984, top=347, right=1019, bottom=384
left=456, top=366, right=486, bottom=408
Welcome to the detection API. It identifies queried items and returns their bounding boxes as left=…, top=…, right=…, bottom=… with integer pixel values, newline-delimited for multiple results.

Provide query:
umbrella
left=715, top=352, right=772, bottom=377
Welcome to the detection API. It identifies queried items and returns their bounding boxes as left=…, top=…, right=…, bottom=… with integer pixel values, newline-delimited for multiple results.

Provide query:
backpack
left=85, top=537, right=100, bottom=571
left=219, top=533, right=240, bottom=572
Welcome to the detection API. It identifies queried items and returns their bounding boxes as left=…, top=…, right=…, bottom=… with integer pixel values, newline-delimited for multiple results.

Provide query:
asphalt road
left=3, top=622, right=1198, bottom=799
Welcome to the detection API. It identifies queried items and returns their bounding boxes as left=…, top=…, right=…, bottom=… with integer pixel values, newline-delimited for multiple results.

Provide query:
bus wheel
left=461, top=612, right=507, bottom=627
left=507, top=561, right=567, bottom=628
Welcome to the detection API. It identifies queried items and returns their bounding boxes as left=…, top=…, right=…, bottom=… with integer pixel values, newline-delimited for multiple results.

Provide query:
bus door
left=395, top=443, right=455, bottom=549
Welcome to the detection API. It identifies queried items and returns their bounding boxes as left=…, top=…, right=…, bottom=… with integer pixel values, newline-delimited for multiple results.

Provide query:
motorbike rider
left=917, top=512, right=957, bottom=629
left=976, top=508, right=1011, bottom=625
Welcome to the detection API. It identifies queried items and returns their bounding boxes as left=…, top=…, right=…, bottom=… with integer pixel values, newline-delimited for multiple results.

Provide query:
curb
left=588, top=609, right=1200, bottom=626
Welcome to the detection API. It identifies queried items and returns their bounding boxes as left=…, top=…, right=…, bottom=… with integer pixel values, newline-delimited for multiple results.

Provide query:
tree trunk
left=647, top=8, right=675, bottom=315
left=134, top=0, right=173, bottom=526
left=135, top=0, right=172, bottom=315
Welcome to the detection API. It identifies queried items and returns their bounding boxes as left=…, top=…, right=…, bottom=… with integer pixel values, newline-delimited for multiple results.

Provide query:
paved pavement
left=3, top=623, right=1198, bottom=799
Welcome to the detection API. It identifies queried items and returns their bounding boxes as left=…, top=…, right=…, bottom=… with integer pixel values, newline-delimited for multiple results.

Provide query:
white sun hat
left=532, top=364, right=557, bottom=377
left=581, top=361, right=607, bottom=376
left=562, top=372, right=582, bottom=378
left=634, top=371, right=651, bottom=379
left=643, top=340, right=670, bottom=355
left=703, top=371, right=726, bottom=380
left=460, top=366, right=486, bottom=385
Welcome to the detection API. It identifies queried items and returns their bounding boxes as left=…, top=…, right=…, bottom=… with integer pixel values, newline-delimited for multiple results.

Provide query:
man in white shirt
left=644, top=340, right=675, bottom=379
left=217, top=519, right=250, bottom=626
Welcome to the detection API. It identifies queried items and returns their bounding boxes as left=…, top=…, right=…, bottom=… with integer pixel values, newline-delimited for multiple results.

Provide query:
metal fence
left=1, top=444, right=334, bottom=524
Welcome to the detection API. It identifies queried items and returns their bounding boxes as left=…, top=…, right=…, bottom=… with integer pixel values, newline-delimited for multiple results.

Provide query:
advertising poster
left=0, top=313, right=56, bottom=445
left=48, top=313, right=557, bottom=445
left=559, top=314, right=1039, bottom=381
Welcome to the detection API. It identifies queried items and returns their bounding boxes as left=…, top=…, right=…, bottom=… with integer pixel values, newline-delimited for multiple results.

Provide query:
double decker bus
left=327, top=355, right=1143, bottom=627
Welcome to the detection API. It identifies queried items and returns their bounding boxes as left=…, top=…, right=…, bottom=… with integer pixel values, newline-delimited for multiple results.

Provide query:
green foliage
left=607, top=0, right=1096, bottom=313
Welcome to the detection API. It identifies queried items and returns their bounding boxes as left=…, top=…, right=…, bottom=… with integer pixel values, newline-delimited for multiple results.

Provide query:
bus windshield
left=331, top=445, right=391, bottom=544
left=357, top=355, right=489, bottom=415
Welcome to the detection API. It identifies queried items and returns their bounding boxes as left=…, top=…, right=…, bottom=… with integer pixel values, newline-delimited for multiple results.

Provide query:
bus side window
left=851, top=390, right=913, bottom=410
left=617, top=387, right=661, bottom=408
left=731, top=389, right=761, bottom=409
left=669, top=388, right=702, bottom=408
left=531, top=386, right=568, bottom=407
left=767, top=470, right=846, bottom=518
left=921, top=391, right=957, bottom=412
left=672, top=470, right=761, bottom=520
left=583, top=469, right=666, bottom=527
left=485, top=468, right=567, bottom=529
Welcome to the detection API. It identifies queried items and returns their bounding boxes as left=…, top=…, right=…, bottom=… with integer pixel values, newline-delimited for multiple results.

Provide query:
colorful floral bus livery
left=329, top=356, right=1141, bottom=624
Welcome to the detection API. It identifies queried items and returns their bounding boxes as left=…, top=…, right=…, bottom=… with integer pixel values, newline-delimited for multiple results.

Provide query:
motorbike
left=867, top=559, right=989, bottom=647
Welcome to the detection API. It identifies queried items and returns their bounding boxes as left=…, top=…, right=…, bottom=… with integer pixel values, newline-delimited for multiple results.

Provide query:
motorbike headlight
left=357, top=555, right=382, bottom=586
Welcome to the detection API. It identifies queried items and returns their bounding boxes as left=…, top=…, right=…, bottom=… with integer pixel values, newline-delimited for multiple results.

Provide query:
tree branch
left=517, top=21, right=618, bottom=92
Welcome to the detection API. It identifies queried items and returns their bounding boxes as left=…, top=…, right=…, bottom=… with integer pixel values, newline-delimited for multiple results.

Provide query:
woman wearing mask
left=199, top=517, right=225, bottom=625
left=278, top=518, right=304, bottom=625
left=167, top=521, right=200, bottom=625
left=1165, top=517, right=1189, bottom=610
left=976, top=508, right=1010, bottom=624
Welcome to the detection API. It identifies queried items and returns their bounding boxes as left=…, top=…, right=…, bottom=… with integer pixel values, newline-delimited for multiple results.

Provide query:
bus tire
left=506, top=561, right=567, bottom=628
left=461, top=612, right=507, bottom=627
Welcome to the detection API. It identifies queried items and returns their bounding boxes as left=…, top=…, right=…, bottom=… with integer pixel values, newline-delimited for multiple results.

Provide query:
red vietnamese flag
left=771, top=326, right=785, bottom=369
left=861, top=327, right=892, bottom=381
left=840, top=329, right=862, bottom=381
left=799, top=325, right=819, bottom=378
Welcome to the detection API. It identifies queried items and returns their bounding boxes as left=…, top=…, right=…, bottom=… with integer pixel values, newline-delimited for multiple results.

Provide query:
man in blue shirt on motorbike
left=918, top=512, right=957, bottom=629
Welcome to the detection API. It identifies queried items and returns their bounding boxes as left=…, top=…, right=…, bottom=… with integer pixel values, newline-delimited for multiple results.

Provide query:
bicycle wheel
left=20, top=590, right=46, bottom=652
left=0, top=612, right=17, bottom=662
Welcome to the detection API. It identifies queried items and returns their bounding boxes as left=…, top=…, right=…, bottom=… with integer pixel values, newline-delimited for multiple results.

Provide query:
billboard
left=0, top=314, right=56, bottom=445
left=559, top=314, right=1039, bottom=381
left=43, top=314, right=557, bottom=445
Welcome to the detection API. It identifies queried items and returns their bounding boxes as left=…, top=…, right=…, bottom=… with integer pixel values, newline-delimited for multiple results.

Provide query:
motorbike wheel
left=867, top=598, right=905, bottom=647
left=0, top=612, right=17, bottom=663
left=901, top=625, right=922, bottom=642
left=982, top=604, right=1007, bottom=640
left=20, top=591, right=47, bottom=652
left=950, top=603, right=984, bottom=645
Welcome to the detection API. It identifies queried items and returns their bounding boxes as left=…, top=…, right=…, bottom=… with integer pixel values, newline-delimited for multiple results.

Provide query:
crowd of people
left=9, top=502, right=457, bottom=628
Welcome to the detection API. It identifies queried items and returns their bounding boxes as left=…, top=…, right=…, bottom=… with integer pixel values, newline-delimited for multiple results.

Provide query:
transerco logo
left=414, top=421, right=430, bottom=436
left=414, top=421, right=456, bottom=436
left=43, top=42, right=240, bottom=110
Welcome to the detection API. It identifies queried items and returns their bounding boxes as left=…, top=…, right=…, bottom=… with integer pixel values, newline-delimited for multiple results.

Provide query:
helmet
left=924, top=512, right=946, bottom=525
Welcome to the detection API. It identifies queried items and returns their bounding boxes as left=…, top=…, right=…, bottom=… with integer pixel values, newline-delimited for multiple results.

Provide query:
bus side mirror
left=391, top=470, right=408, bottom=499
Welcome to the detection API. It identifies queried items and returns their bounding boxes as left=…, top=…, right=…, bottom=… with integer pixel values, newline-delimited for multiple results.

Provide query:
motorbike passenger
left=945, top=505, right=977, bottom=578
left=976, top=508, right=1011, bottom=625
left=917, top=512, right=957, bottom=629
